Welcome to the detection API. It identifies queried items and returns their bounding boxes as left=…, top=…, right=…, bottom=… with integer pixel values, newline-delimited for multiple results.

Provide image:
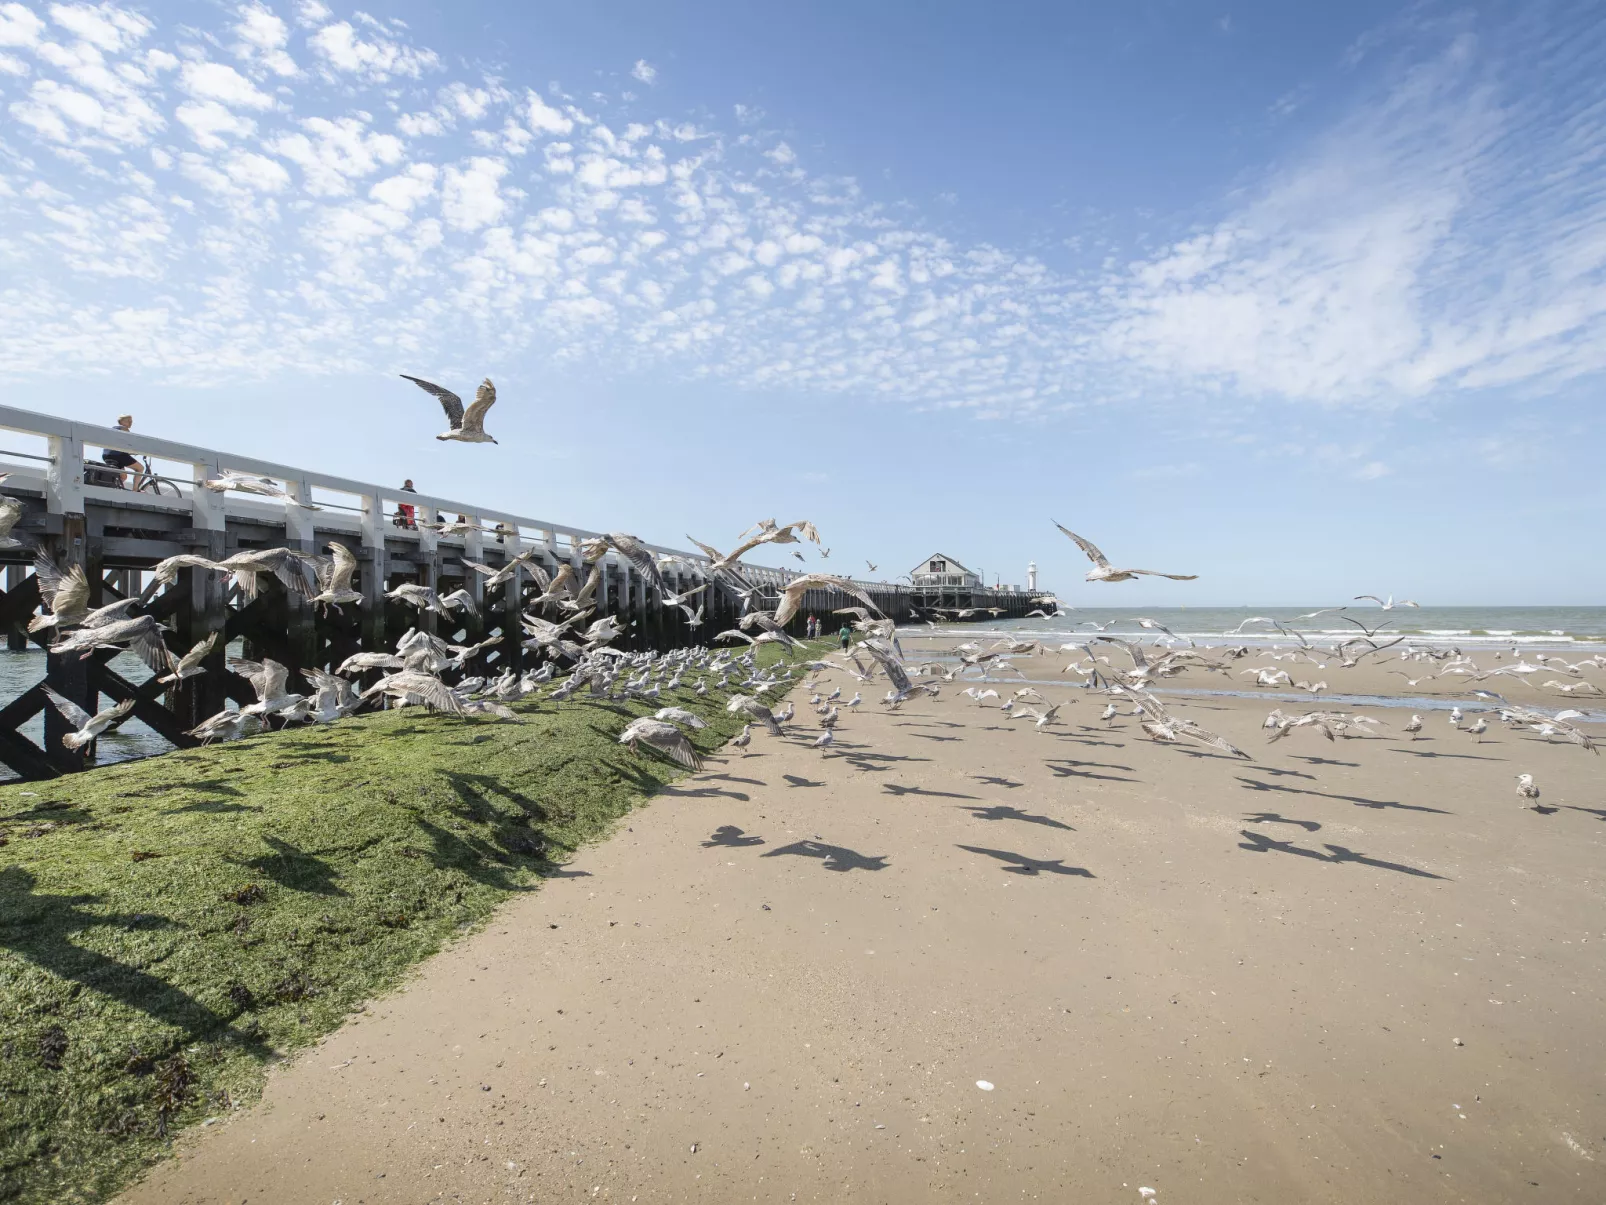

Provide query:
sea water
left=910, top=605, right=1606, bottom=650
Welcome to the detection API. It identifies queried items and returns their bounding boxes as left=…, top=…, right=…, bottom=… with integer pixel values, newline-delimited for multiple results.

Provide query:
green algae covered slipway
left=0, top=644, right=805, bottom=1204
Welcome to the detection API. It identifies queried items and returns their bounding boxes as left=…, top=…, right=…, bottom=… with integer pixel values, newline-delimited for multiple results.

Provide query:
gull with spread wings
left=687, top=520, right=821, bottom=573
left=42, top=687, right=136, bottom=750
left=1053, top=522, right=1197, bottom=583
left=401, top=375, right=500, bottom=444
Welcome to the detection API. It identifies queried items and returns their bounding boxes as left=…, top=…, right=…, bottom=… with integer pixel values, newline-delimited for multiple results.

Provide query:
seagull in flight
left=1053, top=522, right=1196, bottom=583
left=401, top=375, right=500, bottom=443
left=1354, top=594, right=1418, bottom=610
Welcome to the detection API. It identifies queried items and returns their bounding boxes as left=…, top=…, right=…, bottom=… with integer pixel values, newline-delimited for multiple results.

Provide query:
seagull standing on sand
left=401, top=375, right=500, bottom=443
left=1466, top=715, right=1489, bottom=742
left=1515, top=774, right=1540, bottom=808
left=1403, top=714, right=1423, bottom=740
left=1053, top=522, right=1197, bottom=583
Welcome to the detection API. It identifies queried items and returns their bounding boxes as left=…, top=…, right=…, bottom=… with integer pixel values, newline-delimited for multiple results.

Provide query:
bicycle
left=85, top=455, right=181, bottom=496
left=132, top=456, right=180, bottom=497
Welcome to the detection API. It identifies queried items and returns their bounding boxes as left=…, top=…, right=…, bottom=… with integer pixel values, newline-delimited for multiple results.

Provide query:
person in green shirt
left=838, top=624, right=853, bottom=651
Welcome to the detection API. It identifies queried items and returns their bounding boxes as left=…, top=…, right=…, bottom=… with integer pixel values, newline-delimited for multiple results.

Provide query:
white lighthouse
left=1027, top=561, right=1037, bottom=591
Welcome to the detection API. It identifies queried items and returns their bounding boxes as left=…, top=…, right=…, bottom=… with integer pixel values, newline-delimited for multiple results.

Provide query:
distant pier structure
left=906, top=553, right=1037, bottom=618
left=0, top=406, right=1036, bottom=780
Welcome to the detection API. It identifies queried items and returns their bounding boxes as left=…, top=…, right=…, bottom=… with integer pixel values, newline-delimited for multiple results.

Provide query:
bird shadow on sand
left=657, top=785, right=751, bottom=801
left=1253, top=765, right=1316, bottom=780
left=1045, top=761, right=1138, bottom=783
left=909, top=732, right=964, bottom=742
left=893, top=720, right=965, bottom=730
left=956, top=845, right=1094, bottom=877
left=1236, top=830, right=1446, bottom=879
left=1564, top=805, right=1606, bottom=821
left=761, top=840, right=888, bottom=872
left=702, top=825, right=765, bottom=848
left=1286, top=755, right=1361, bottom=768
left=781, top=774, right=825, bottom=788
left=1243, top=811, right=1321, bottom=832
left=1236, top=776, right=1451, bottom=814
left=883, top=783, right=978, bottom=800
left=1051, top=732, right=1126, bottom=748
left=1389, top=748, right=1504, bottom=762
left=697, top=772, right=767, bottom=787
left=972, top=775, right=1023, bottom=789
left=960, top=804, right=1074, bottom=831
left=1169, top=746, right=1254, bottom=764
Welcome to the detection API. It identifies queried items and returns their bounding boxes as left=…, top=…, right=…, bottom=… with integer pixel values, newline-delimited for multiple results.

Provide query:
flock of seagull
left=9, top=394, right=1598, bottom=819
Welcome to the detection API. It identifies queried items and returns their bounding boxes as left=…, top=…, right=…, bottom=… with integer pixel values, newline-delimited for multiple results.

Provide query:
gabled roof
left=909, top=552, right=977, bottom=577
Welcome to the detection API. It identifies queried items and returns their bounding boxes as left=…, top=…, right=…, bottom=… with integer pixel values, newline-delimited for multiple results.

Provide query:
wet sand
left=119, top=643, right=1606, bottom=1204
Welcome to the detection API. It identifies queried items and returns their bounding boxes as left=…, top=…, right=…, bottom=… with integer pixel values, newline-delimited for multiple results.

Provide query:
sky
left=0, top=0, right=1602, bottom=605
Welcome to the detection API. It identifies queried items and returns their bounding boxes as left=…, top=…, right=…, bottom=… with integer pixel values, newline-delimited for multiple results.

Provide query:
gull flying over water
left=158, top=632, right=218, bottom=683
left=1354, top=594, right=1419, bottom=610
left=0, top=483, right=26, bottom=549
left=1053, top=522, right=1197, bottom=583
left=42, top=687, right=135, bottom=750
left=402, top=375, right=500, bottom=443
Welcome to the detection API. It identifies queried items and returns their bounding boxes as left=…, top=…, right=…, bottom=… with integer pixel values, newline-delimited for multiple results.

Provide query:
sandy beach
left=117, top=638, right=1606, bottom=1204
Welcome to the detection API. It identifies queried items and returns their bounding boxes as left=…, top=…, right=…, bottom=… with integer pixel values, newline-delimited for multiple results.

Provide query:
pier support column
left=284, top=480, right=319, bottom=673
left=6, top=565, right=26, bottom=651
left=173, top=454, right=229, bottom=727
left=360, top=492, right=389, bottom=654
left=42, top=513, right=90, bottom=773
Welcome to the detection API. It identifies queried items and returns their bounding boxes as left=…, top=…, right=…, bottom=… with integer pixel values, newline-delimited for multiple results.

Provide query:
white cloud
left=0, top=3, right=46, bottom=49
left=11, top=76, right=162, bottom=146
left=307, top=19, right=438, bottom=83
left=175, top=98, right=256, bottom=148
left=525, top=90, right=573, bottom=135
left=47, top=2, right=150, bottom=53
left=370, top=162, right=437, bottom=211
left=0, top=0, right=1602, bottom=431
left=0, top=50, right=27, bottom=75
left=233, top=3, right=296, bottom=76
left=268, top=115, right=405, bottom=195
left=180, top=60, right=275, bottom=108
left=1104, top=28, right=1606, bottom=403
left=631, top=58, right=656, bottom=84
left=441, top=156, right=507, bottom=231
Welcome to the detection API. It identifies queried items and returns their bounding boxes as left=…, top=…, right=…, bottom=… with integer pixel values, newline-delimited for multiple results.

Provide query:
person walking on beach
left=806, top=614, right=818, bottom=639
left=838, top=622, right=853, bottom=652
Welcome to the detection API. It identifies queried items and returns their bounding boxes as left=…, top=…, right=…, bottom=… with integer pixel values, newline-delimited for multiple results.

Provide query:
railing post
left=191, top=456, right=226, bottom=533
left=285, top=479, right=315, bottom=548
left=169, top=455, right=229, bottom=729
left=45, top=433, right=84, bottom=515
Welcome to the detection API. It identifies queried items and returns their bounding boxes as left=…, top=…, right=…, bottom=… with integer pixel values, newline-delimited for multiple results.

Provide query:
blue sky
left=1, top=0, right=1602, bottom=604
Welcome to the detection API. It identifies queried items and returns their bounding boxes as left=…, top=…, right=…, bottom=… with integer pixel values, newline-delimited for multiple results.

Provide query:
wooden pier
left=0, top=405, right=1039, bottom=780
